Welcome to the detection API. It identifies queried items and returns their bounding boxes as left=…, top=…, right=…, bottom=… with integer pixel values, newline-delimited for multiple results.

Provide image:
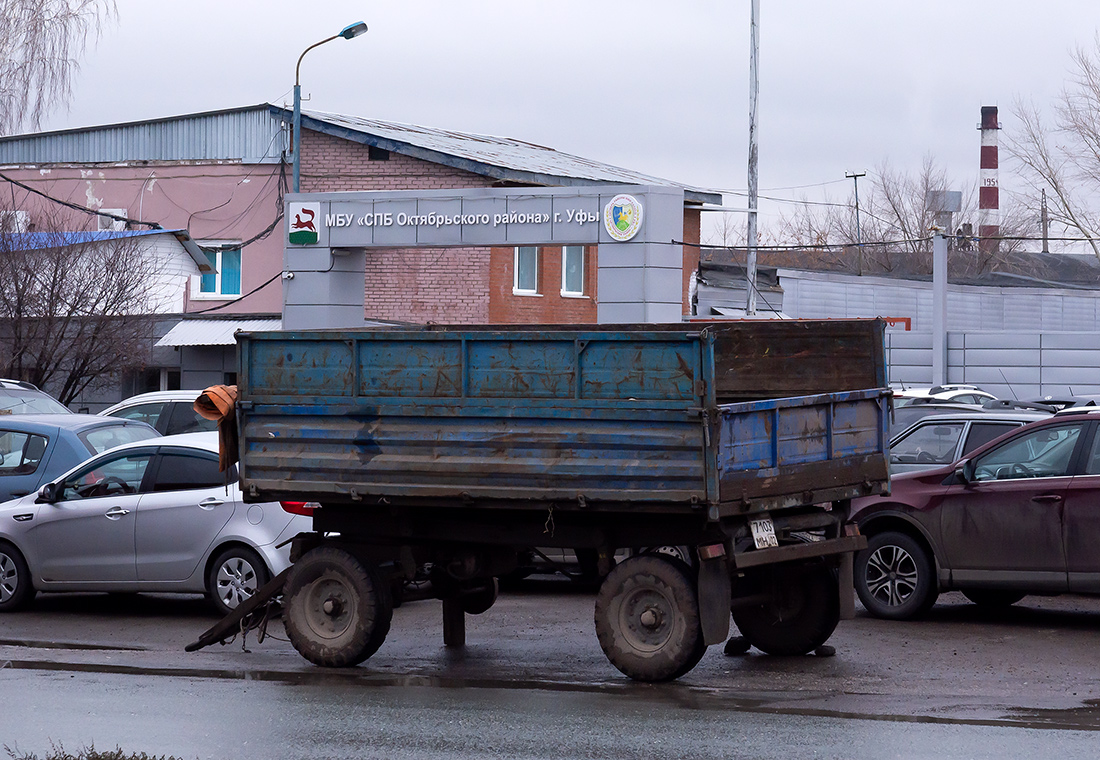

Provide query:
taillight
left=281, top=501, right=320, bottom=516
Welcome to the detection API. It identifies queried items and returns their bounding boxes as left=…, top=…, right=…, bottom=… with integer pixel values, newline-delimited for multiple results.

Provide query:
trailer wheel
left=283, top=546, right=393, bottom=668
left=594, top=554, right=705, bottom=682
left=731, top=560, right=839, bottom=656
left=459, top=578, right=498, bottom=615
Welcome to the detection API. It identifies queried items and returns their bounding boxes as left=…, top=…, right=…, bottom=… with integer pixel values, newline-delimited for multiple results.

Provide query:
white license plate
left=750, top=517, right=779, bottom=549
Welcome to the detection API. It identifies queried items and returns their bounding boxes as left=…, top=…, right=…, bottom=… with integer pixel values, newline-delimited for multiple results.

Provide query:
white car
left=99, top=390, right=215, bottom=436
left=892, top=384, right=998, bottom=407
left=0, top=432, right=310, bottom=615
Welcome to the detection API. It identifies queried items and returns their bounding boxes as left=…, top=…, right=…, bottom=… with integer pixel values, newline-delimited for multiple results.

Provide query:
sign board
left=285, top=186, right=681, bottom=250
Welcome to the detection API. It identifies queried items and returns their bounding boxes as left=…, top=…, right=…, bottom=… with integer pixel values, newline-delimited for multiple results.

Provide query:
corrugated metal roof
left=0, top=103, right=720, bottom=203
left=291, top=107, right=720, bottom=203
left=156, top=318, right=282, bottom=347
left=0, top=105, right=287, bottom=164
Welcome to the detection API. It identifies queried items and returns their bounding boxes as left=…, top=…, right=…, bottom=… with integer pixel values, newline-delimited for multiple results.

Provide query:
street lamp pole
left=292, top=21, right=368, bottom=193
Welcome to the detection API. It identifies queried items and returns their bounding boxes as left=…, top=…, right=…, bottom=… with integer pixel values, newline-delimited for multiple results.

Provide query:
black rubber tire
left=206, top=546, right=270, bottom=616
left=855, top=531, right=939, bottom=620
left=0, top=541, right=35, bottom=612
left=731, top=560, right=840, bottom=656
left=961, top=589, right=1026, bottom=608
left=643, top=545, right=698, bottom=572
left=283, top=546, right=393, bottom=668
left=459, top=578, right=498, bottom=615
left=594, top=554, right=704, bottom=682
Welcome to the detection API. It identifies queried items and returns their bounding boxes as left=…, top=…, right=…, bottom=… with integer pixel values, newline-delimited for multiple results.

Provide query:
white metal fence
left=887, top=331, right=1100, bottom=399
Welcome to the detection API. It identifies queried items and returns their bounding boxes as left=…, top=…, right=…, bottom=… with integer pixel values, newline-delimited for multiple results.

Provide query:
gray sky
left=38, top=0, right=1100, bottom=236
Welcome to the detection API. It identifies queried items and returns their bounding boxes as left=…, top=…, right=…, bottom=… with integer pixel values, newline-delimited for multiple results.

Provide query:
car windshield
left=80, top=424, right=160, bottom=454
left=0, top=388, right=70, bottom=415
left=891, top=423, right=964, bottom=465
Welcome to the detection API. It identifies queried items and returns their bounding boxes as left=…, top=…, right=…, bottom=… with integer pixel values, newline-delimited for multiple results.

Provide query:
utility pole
left=932, top=232, right=948, bottom=386
left=1041, top=188, right=1049, bottom=254
left=846, top=171, right=866, bottom=274
left=745, top=0, right=760, bottom=315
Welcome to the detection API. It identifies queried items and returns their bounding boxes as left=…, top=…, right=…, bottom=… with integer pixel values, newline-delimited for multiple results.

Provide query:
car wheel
left=855, top=531, right=938, bottom=620
left=0, top=541, right=35, bottom=612
left=961, top=589, right=1026, bottom=609
left=207, top=546, right=270, bottom=616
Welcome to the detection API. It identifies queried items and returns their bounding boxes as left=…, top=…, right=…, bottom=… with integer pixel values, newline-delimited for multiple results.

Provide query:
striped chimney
left=978, top=106, right=1000, bottom=253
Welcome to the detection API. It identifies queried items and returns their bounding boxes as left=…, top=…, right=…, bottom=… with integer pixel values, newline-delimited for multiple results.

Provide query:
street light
left=292, top=21, right=368, bottom=193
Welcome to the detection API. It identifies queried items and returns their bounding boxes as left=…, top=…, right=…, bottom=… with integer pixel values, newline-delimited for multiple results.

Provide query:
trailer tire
left=459, top=578, right=498, bottom=615
left=283, top=546, right=393, bottom=668
left=731, top=560, right=839, bottom=656
left=594, top=554, right=704, bottom=682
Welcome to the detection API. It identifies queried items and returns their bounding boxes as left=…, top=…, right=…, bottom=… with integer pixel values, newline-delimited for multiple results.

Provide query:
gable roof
left=276, top=106, right=720, bottom=204
left=0, top=104, right=720, bottom=204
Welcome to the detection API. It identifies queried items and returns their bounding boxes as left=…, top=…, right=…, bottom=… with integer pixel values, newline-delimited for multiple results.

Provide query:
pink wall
left=4, top=162, right=286, bottom=315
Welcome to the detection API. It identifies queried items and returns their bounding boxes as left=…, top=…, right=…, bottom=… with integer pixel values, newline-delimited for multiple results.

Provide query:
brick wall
left=304, top=131, right=495, bottom=322
left=302, top=131, right=497, bottom=193
left=365, top=247, right=489, bottom=323
left=488, top=245, right=598, bottom=324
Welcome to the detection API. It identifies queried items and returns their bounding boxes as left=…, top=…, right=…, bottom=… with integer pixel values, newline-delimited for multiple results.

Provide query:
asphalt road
left=2, top=581, right=1100, bottom=759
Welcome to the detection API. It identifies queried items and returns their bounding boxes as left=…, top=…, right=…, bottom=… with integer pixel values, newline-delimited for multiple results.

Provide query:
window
left=973, top=424, right=1083, bottom=481
left=194, top=244, right=242, bottom=299
left=164, top=403, right=217, bottom=435
left=513, top=246, right=539, bottom=295
left=61, top=453, right=153, bottom=500
left=0, top=432, right=48, bottom=476
left=150, top=453, right=225, bottom=492
left=561, top=246, right=585, bottom=296
left=961, top=423, right=1020, bottom=457
left=106, top=402, right=165, bottom=430
left=1085, top=426, right=1100, bottom=475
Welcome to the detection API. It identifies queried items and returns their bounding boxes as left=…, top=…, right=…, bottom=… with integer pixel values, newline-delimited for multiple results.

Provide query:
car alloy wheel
left=855, top=531, right=937, bottom=620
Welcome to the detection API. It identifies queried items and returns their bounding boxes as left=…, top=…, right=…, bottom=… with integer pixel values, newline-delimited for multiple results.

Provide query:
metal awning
left=156, top=318, right=281, bottom=347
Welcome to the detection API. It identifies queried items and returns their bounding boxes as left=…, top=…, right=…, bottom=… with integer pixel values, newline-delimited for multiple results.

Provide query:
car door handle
left=104, top=507, right=131, bottom=519
left=198, top=498, right=224, bottom=510
left=1031, top=494, right=1063, bottom=504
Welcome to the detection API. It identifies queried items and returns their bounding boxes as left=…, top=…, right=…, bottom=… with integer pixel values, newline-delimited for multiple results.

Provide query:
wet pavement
left=2, top=582, right=1100, bottom=758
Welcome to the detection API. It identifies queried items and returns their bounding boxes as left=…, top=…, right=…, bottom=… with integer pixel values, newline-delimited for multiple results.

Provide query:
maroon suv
left=851, top=408, right=1100, bottom=620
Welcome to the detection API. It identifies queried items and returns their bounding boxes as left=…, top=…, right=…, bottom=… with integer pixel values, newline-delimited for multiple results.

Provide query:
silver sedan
left=0, top=432, right=311, bottom=615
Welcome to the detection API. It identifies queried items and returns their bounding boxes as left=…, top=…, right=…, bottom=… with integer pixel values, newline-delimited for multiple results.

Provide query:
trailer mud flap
left=697, top=554, right=731, bottom=646
left=185, top=568, right=290, bottom=653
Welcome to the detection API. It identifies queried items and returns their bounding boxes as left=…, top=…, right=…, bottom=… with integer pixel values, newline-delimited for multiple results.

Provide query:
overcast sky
left=37, top=0, right=1100, bottom=235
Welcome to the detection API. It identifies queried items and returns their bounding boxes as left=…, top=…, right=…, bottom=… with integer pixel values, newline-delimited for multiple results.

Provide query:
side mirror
left=954, top=459, right=975, bottom=485
left=35, top=482, right=58, bottom=503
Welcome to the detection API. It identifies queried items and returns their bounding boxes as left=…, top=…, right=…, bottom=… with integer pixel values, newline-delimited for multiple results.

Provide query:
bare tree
left=0, top=0, right=115, bottom=136
left=767, top=155, right=1029, bottom=277
left=1005, top=36, right=1100, bottom=262
left=0, top=210, right=165, bottom=404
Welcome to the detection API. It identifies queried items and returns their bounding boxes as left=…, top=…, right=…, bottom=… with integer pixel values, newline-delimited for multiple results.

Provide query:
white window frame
left=191, top=241, right=243, bottom=301
left=560, top=245, right=586, bottom=298
left=513, top=246, right=541, bottom=296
